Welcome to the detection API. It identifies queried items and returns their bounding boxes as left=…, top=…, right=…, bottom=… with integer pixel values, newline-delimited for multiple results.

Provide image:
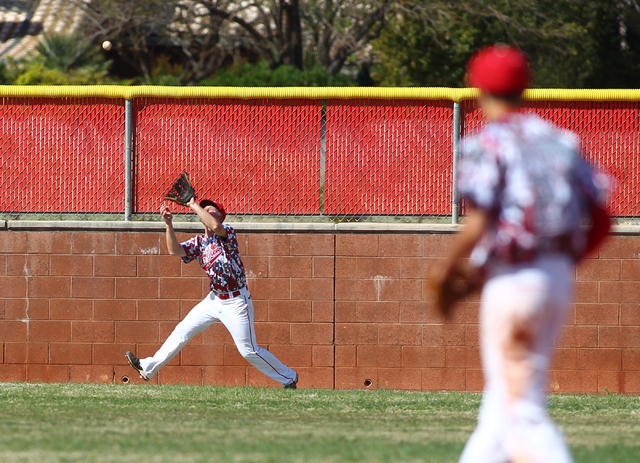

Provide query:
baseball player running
left=430, top=45, right=610, bottom=463
left=125, top=197, right=299, bottom=388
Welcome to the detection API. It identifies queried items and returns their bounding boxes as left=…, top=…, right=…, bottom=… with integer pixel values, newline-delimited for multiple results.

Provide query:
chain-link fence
left=1, top=88, right=638, bottom=224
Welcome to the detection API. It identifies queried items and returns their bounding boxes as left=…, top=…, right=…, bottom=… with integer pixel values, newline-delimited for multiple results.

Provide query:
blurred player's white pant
left=139, top=286, right=297, bottom=385
left=459, top=255, right=574, bottom=463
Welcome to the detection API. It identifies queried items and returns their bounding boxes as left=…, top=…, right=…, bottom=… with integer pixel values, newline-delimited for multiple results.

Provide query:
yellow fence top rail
left=0, top=86, right=639, bottom=101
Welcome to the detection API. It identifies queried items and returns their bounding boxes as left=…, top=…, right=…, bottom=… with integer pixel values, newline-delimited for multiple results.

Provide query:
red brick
left=72, top=321, right=115, bottom=342
left=0, top=231, right=27, bottom=253
left=0, top=320, right=27, bottom=341
left=5, top=298, right=48, bottom=320
left=336, top=235, right=379, bottom=257
left=137, top=255, right=181, bottom=277
left=203, top=366, right=247, bottom=386
left=249, top=278, right=291, bottom=300
left=202, top=323, right=234, bottom=344
left=378, top=324, right=422, bottom=345
left=621, top=372, right=640, bottom=393
left=70, top=365, right=114, bottom=384
left=246, top=235, right=290, bottom=256
left=600, top=281, right=640, bottom=303
left=29, top=321, right=71, bottom=342
left=0, top=364, right=26, bottom=382
left=466, top=369, right=485, bottom=392
left=182, top=260, right=206, bottom=277
left=5, top=342, right=48, bottom=364
left=335, top=367, right=379, bottom=389
left=159, top=277, right=202, bottom=299
left=555, top=326, right=598, bottom=348
left=27, top=232, right=71, bottom=254
left=116, top=321, right=158, bottom=343
left=551, top=370, right=598, bottom=393
left=335, top=257, right=357, bottom=278
left=252, top=300, right=268, bottom=322
left=354, top=301, right=399, bottom=323
left=399, top=301, right=444, bottom=323
left=93, top=344, right=131, bottom=365
left=422, top=368, right=466, bottom=391
left=291, top=234, right=334, bottom=256
left=0, top=276, right=27, bottom=297
left=27, top=364, right=70, bottom=383
left=181, top=344, right=224, bottom=366
left=115, top=278, right=158, bottom=299
left=378, top=368, right=422, bottom=390
left=312, top=301, right=333, bottom=322
left=50, top=343, right=92, bottom=365
left=335, top=279, right=377, bottom=301
left=335, top=301, right=356, bottom=322
left=94, top=255, right=136, bottom=277
left=575, top=303, right=619, bottom=325
left=27, top=277, right=70, bottom=298
left=291, top=278, right=333, bottom=300
left=50, top=299, right=92, bottom=320
left=114, top=365, right=158, bottom=384
left=138, top=299, right=181, bottom=321
left=335, top=323, right=377, bottom=345
left=71, top=232, right=115, bottom=254
left=223, top=344, right=249, bottom=366
left=423, top=235, right=455, bottom=258
left=269, top=256, right=312, bottom=278
left=242, top=256, right=269, bottom=278
left=246, top=368, right=283, bottom=388
left=574, top=281, right=598, bottom=303
left=268, top=300, right=312, bottom=322
left=597, top=371, right=622, bottom=394
left=399, top=258, right=437, bottom=279
left=116, top=233, right=160, bottom=255
left=445, top=347, right=481, bottom=369
left=380, top=235, right=423, bottom=257
left=402, top=347, right=446, bottom=368
left=550, top=348, right=578, bottom=370
left=268, top=345, right=312, bottom=367
left=0, top=254, right=5, bottom=275
left=335, top=345, right=356, bottom=366
left=379, top=279, right=422, bottom=301
left=7, top=255, right=50, bottom=276
left=313, top=257, right=334, bottom=278
left=94, top=300, right=136, bottom=320
left=599, top=236, right=640, bottom=259
left=599, top=326, right=640, bottom=348
left=620, top=303, right=640, bottom=325
left=292, top=367, right=334, bottom=389
left=158, top=366, right=202, bottom=385
left=357, top=345, right=401, bottom=367
left=622, top=349, right=640, bottom=370
left=253, top=323, right=291, bottom=344
left=50, top=255, right=92, bottom=276
left=355, top=257, right=401, bottom=279
left=423, top=324, right=466, bottom=346
left=447, top=302, right=480, bottom=324
left=71, top=277, right=114, bottom=298
left=181, top=299, right=205, bottom=319
left=577, top=348, right=622, bottom=370
left=466, top=325, right=480, bottom=347
left=622, top=260, right=640, bottom=280
left=312, top=345, right=334, bottom=366
left=576, top=259, right=620, bottom=281
left=137, top=342, right=180, bottom=366
left=291, top=323, right=333, bottom=344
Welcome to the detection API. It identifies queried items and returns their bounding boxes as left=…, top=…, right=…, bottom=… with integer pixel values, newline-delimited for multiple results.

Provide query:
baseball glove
left=164, top=172, right=196, bottom=206
left=427, top=267, right=480, bottom=319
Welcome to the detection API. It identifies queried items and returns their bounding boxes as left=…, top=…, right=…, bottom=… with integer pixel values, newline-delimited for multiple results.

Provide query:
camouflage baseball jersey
left=459, top=112, right=607, bottom=268
left=180, top=224, right=247, bottom=294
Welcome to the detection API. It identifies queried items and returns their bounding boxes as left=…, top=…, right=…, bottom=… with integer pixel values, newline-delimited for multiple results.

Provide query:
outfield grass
left=0, top=383, right=638, bottom=462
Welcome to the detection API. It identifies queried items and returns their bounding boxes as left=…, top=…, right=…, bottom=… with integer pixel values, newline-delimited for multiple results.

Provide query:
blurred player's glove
left=164, top=172, right=196, bottom=206
left=427, top=267, right=480, bottom=319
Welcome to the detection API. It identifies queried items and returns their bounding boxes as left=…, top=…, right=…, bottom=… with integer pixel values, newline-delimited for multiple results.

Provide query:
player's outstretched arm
left=160, top=204, right=187, bottom=257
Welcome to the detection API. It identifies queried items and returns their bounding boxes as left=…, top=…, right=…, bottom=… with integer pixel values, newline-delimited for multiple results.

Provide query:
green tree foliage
left=197, top=61, right=355, bottom=86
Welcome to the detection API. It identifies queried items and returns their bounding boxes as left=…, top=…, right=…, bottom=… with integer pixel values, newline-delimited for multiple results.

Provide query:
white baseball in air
left=102, top=40, right=112, bottom=51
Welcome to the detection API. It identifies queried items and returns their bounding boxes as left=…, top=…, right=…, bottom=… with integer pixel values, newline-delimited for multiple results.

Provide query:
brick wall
left=0, top=230, right=639, bottom=393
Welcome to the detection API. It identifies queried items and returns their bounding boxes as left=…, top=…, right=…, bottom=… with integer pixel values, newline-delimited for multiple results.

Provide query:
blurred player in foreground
left=429, top=44, right=611, bottom=463
left=125, top=198, right=298, bottom=389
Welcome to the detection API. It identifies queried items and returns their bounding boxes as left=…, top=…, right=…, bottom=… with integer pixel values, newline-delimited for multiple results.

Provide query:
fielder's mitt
left=164, top=172, right=196, bottom=206
left=427, top=267, right=480, bottom=319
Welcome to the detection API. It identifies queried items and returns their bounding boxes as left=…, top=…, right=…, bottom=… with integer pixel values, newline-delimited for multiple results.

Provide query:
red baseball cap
left=466, top=44, right=531, bottom=96
left=200, top=199, right=226, bottom=222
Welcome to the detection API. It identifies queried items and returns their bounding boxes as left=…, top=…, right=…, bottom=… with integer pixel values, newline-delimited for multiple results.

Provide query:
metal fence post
left=124, top=99, right=133, bottom=221
left=452, top=102, right=461, bottom=224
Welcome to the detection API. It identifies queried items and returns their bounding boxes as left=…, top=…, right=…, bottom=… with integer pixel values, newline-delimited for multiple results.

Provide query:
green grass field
left=0, top=383, right=638, bottom=463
